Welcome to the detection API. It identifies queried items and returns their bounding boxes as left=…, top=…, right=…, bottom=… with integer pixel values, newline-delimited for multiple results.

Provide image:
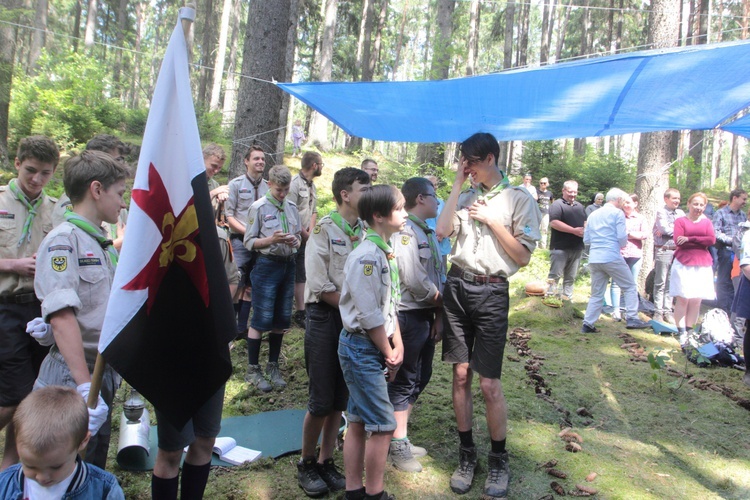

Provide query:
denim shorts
left=338, top=330, right=396, bottom=433
left=250, top=256, right=295, bottom=331
left=305, top=302, right=348, bottom=415
left=155, top=385, right=224, bottom=451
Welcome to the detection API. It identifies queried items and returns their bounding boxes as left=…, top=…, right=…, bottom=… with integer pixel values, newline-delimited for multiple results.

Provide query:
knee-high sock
left=151, top=474, right=179, bottom=500
left=237, top=299, right=251, bottom=333
left=247, top=338, right=261, bottom=366
left=268, top=333, right=284, bottom=363
left=180, top=461, right=211, bottom=500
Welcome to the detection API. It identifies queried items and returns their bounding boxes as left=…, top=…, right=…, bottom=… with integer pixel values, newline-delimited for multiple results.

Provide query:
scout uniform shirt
left=34, top=216, right=117, bottom=364
left=339, top=239, right=397, bottom=338
left=0, top=185, right=55, bottom=297
left=392, top=216, right=445, bottom=311
left=449, top=182, right=541, bottom=278
left=243, top=196, right=301, bottom=258
left=288, top=172, right=317, bottom=231
left=304, top=214, right=364, bottom=304
left=225, top=174, right=269, bottom=234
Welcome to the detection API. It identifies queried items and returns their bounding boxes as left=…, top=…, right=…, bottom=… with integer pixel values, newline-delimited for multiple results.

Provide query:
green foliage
left=124, top=108, right=149, bottom=137
left=195, top=107, right=228, bottom=144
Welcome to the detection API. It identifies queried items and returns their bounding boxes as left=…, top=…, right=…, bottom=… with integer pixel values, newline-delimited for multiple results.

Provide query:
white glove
left=26, top=317, right=54, bottom=346
left=76, top=383, right=109, bottom=436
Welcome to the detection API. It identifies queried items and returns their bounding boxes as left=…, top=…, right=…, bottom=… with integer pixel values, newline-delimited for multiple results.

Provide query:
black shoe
left=626, top=318, right=651, bottom=330
left=317, top=458, right=345, bottom=492
left=484, top=451, right=510, bottom=498
left=450, top=445, right=477, bottom=494
left=297, top=457, right=328, bottom=498
left=581, top=323, right=598, bottom=333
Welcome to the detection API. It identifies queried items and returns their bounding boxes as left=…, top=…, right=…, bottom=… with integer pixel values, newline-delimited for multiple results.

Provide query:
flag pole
left=181, top=3, right=196, bottom=63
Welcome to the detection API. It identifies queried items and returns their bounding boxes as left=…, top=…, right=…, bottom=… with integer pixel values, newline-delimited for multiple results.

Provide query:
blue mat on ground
left=650, top=319, right=678, bottom=334
left=116, top=409, right=307, bottom=471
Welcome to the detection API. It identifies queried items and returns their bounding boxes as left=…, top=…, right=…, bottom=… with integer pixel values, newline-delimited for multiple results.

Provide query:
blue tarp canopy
left=278, top=41, right=750, bottom=143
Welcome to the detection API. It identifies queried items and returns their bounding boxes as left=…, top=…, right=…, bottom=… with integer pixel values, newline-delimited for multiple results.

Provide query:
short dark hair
left=202, top=143, right=226, bottom=161
left=332, top=167, right=370, bottom=205
left=460, top=132, right=499, bottom=166
left=401, top=177, right=433, bottom=210
left=16, top=135, right=60, bottom=167
left=730, top=188, right=747, bottom=202
left=86, top=134, right=126, bottom=156
left=64, top=150, right=131, bottom=204
left=244, top=145, right=264, bottom=160
left=361, top=158, right=377, bottom=168
left=358, top=184, right=403, bottom=226
left=301, top=151, right=321, bottom=171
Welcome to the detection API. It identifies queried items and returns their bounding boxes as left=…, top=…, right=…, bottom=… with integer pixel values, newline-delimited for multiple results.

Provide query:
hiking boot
left=369, top=492, right=395, bottom=500
left=294, top=309, right=307, bottom=329
left=343, top=487, right=366, bottom=500
left=265, top=362, right=287, bottom=390
left=653, top=312, right=664, bottom=323
left=450, top=445, right=477, bottom=494
left=388, top=439, right=422, bottom=472
left=611, top=310, right=622, bottom=322
left=626, top=318, right=651, bottom=330
left=581, top=323, right=598, bottom=334
left=244, top=364, right=272, bottom=392
left=407, top=439, right=427, bottom=458
left=317, top=458, right=345, bottom=492
left=664, top=312, right=676, bottom=325
left=297, top=457, right=329, bottom=498
left=484, top=451, right=510, bottom=498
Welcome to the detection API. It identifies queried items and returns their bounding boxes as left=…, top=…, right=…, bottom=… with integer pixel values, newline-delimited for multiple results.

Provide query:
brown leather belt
left=448, top=265, right=507, bottom=284
left=0, top=292, right=38, bottom=304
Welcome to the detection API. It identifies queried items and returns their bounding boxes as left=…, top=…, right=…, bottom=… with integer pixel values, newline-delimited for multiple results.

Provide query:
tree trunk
left=503, top=0, right=515, bottom=69
left=731, top=134, right=740, bottom=188
left=131, top=1, right=144, bottom=108
left=229, top=0, right=292, bottom=179
left=635, top=0, right=680, bottom=289
left=221, top=0, right=241, bottom=126
left=687, top=130, right=704, bottom=192
left=307, top=0, right=337, bottom=151
left=112, top=0, right=128, bottom=95
left=393, top=0, right=410, bottom=76
left=28, top=0, right=48, bottom=72
left=275, top=0, right=299, bottom=163
left=348, top=0, right=377, bottom=152
left=711, top=131, right=722, bottom=188
left=84, top=0, right=97, bottom=49
left=466, top=0, right=480, bottom=75
left=73, top=0, right=82, bottom=52
left=0, top=0, right=21, bottom=169
left=198, top=0, right=216, bottom=108
left=417, top=0, right=455, bottom=165
left=579, top=0, right=590, bottom=57
left=540, top=0, right=551, bottom=64
left=209, top=0, right=233, bottom=111
left=372, top=0, right=388, bottom=76
left=698, top=0, right=709, bottom=44
left=555, top=0, right=573, bottom=61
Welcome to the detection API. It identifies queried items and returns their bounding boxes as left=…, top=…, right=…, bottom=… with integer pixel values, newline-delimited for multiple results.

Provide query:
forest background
left=1, top=0, right=750, bottom=281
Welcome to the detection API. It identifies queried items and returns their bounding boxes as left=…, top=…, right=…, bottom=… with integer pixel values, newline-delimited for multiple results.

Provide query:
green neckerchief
left=8, top=179, right=44, bottom=247
left=64, top=211, right=118, bottom=267
left=265, top=192, right=288, bottom=233
left=474, top=174, right=510, bottom=227
left=407, top=214, right=443, bottom=280
left=329, top=211, right=362, bottom=248
left=364, top=228, right=400, bottom=307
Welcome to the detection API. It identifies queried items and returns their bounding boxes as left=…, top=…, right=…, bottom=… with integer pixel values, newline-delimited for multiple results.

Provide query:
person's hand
left=468, top=200, right=496, bottom=225
left=676, top=235, right=688, bottom=245
left=26, top=317, right=54, bottom=346
left=270, top=230, right=288, bottom=244
left=14, top=256, right=36, bottom=277
left=431, top=314, right=443, bottom=342
left=76, top=383, right=109, bottom=436
left=216, top=185, right=229, bottom=202
left=386, top=345, right=403, bottom=371
left=573, top=227, right=585, bottom=238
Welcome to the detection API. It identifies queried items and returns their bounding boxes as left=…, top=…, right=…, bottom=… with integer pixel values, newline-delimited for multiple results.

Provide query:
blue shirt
left=584, top=202, right=627, bottom=264
left=426, top=198, right=452, bottom=257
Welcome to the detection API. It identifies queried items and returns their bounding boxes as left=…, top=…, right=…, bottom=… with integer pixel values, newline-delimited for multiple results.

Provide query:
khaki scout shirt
left=0, top=186, right=56, bottom=296
left=35, top=218, right=116, bottom=364
left=392, top=218, right=445, bottom=311
left=288, top=173, right=317, bottom=231
left=340, top=239, right=396, bottom=337
left=449, top=185, right=540, bottom=277
left=217, top=226, right=239, bottom=285
left=225, top=174, right=269, bottom=234
left=52, top=193, right=73, bottom=227
left=304, top=215, right=363, bottom=304
left=243, top=196, right=301, bottom=257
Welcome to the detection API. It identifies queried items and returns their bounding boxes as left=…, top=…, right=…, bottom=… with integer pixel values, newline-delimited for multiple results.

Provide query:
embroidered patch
left=239, top=188, right=249, bottom=193
left=418, top=242, right=430, bottom=249
left=51, top=256, right=67, bottom=272
left=0, top=213, right=14, bottom=219
left=331, top=238, right=346, bottom=246
left=523, top=225, right=532, bottom=235
left=85, top=251, right=95, bottom=257
left=263, top=214, right=277, bottom=222
left=248, top=218, right=254, bottom=226
left=313, top=225, right=321, bottom=234
left=48, top=245, right=73, bottom=253
left=401, top=235, right=410, bottom=245
left=364, top=263, right=373, bottom=276
left=381, top=266, right=389, bottom=274
left=78, top=257, right=102, bottom=266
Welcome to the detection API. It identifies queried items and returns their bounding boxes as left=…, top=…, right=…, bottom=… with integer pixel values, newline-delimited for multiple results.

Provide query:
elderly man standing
left=652, top=188, right=684, bottom=324
left=581, top=188, right=651, bottom=333
left=713, top=188, right=748, bottom=313
left=546, top=180, right=586, bottom=300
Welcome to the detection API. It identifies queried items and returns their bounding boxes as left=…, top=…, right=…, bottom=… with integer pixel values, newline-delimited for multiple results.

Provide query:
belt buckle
left=462, top=270, right=476, bottom=283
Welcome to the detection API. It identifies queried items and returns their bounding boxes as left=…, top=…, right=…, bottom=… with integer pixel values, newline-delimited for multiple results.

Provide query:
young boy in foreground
left=243, top=165, right=301, bottom=391
left=297, top=167, right=370, bottom=497
left=338, top=184, right=406, bottom=500
left=0, top=135, right=59, bottom=469
left=34, top=150, right=130, bottom=468
left=0, top=386, right=124, bottom=499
